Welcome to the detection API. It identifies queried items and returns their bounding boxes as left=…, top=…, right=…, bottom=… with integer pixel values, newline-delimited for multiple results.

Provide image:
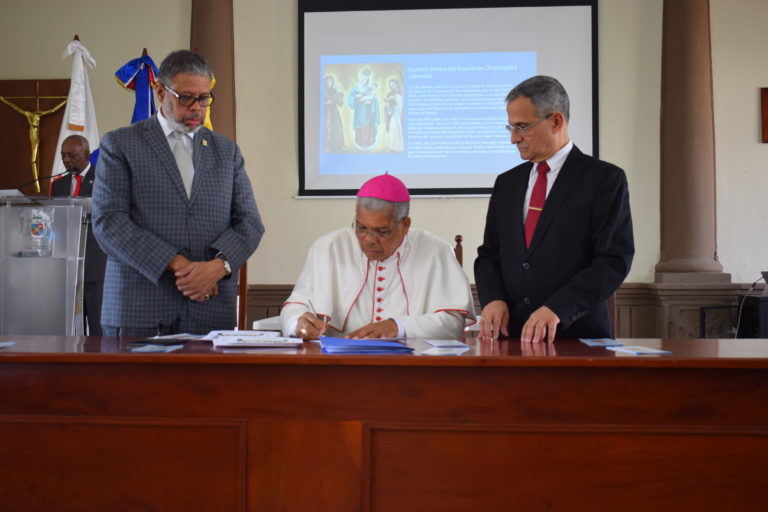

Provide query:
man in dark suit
left=475, top=76, right=634, bottom=343
left=92, top=50, right=264, bottom=336
left=51, top=135, right=107, bottom=335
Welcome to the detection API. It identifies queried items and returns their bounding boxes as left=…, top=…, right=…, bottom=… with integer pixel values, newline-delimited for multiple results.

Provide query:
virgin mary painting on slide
left=348, top=67, right=380, bottom=151
left=321, top=63, right=403, bottom=153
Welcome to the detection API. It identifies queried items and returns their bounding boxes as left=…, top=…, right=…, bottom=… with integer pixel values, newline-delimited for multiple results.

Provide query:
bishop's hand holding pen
left=296, top=299, right=328, bottom=340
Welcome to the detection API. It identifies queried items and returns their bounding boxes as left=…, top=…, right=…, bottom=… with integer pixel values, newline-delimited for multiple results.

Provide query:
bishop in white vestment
left=281, top=174, right=475, bottom=339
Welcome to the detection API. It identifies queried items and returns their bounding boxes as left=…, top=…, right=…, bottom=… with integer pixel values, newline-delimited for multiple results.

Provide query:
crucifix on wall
left=0, top=80, right=69, bottom=194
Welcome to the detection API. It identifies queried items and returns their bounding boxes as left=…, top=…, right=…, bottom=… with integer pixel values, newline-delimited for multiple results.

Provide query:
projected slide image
left=319, top=51, right=535, bottom=176
left=322, top=63, right=405, bottom=154
left=302, top=3, right=595, bottom=194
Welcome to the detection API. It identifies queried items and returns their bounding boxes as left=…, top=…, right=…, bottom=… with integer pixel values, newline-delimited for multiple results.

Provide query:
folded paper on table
left=422, top=346, right=470, bottom=356
left=425, top=339, right=468, bottom=348
left=210, top=331, right=302, bottom=348
left=204, top=330, right=280, bottom=340
left=579, top=338, right=623, bottom=347
left=130, top=344, right=184, bottom=353
left=606, top=345, right=672, bottom=355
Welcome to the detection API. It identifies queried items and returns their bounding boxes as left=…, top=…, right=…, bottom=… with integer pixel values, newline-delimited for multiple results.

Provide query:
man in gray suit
left=93, top=50, right=265, bottom=336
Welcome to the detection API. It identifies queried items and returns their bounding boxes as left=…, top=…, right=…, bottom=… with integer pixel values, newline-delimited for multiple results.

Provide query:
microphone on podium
left=16, top=170, right=72, bottom=194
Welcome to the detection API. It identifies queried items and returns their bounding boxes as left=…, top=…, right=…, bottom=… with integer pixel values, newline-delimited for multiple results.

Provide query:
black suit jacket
left=50, top=168, right=107, bottom=283
left=474, top=145, right=634, bottom=339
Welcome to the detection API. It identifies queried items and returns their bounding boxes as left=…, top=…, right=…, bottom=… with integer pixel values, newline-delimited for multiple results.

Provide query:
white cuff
left=286, top=317, right=300, bottom=338
left=392, top=317, right=406, bottom=338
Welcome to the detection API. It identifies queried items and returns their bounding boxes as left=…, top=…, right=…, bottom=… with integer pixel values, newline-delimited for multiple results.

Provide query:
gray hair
left=157, top=50, right=213, bottom=86
left=356, top=197, right=410, bottom=223
left=505, top=75, right=570, bottom=122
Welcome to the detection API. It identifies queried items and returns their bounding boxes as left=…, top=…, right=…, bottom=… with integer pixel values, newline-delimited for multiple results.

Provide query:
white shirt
left=71, top=163, right=91, bottom=196
left=523, top=139, right=574, bottom=221
left=157, top=109, right=196, bottom=151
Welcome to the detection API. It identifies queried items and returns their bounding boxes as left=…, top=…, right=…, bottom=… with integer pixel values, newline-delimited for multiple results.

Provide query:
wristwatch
left=216, top=252, right=232, bottom=276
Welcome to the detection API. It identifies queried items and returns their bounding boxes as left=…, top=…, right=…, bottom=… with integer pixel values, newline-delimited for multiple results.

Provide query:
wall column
left=190, top=0, right=236, bottom=141
left=190, top=0, right=247, bottom=328
left=655, top=0, right=729, bottom=284
left=633, top=0, right=743, bottom=339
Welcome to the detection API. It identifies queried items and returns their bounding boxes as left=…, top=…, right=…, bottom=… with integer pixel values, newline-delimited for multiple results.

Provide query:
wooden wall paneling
left=614, top=283, right=660, bottom=337
left=247, top=284, right=293, bottom=325
left=247, top=283, right=757, bottom=338
left=615, top=283, right=752, bottom=338
left=656, top=285, right=746, bottom=338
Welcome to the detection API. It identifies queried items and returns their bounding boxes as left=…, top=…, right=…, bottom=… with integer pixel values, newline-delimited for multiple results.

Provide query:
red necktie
left=73, top=174, right=82, bottom=197
left=524, top=161, right=550, bottom=248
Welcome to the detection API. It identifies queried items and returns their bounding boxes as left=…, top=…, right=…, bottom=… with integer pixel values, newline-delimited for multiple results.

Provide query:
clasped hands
left=479, top=300, right=560, bottom=343
left=169, top=254, right=227, bottom=302
left=295, top=312, right=398, bottom=341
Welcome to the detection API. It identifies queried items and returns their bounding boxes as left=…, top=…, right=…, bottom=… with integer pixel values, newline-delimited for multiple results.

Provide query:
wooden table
left=1, top=336, right=767, bottom=511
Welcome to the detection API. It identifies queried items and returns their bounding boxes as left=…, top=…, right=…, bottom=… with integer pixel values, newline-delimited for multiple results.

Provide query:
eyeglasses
left=505, top=113, right=553, bottom=136
left=163, top=85, right=215, bottom=107
left=353, top=219, right=401, bottom=240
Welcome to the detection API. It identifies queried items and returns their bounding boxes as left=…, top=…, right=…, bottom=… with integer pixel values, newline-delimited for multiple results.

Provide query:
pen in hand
left=298, top=299, right=328, bottom=340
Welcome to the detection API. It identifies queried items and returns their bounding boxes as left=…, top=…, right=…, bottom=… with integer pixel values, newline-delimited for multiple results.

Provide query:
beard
left=161, top=102, right=203, bottom=134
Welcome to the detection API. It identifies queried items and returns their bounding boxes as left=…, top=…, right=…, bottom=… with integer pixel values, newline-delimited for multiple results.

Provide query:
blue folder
left=319, top=336, right=414, bottom=354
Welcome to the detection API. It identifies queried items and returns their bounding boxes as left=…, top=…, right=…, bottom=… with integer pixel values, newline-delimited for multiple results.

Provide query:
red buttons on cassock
left=375, top=316, right=382, bottom=321
left=378, top=266, right=385, bottom=271
left=378, top=276, right=385, bottom=281
left=377, top=308, right=382, bottom=313
left=377, top=287, right=383, bottom=292
left=376, top=297, right=382, bottom=302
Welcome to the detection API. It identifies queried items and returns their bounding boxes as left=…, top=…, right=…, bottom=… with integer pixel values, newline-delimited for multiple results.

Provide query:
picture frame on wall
left=762, top=88, right=768, bottom=143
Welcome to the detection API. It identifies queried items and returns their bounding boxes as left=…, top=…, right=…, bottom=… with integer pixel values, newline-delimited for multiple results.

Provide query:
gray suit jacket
left=92, top=115, right=264, bottom=330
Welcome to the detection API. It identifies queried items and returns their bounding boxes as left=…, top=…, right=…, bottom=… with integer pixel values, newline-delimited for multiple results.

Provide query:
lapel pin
left=202, top=139, right=208, bottom=147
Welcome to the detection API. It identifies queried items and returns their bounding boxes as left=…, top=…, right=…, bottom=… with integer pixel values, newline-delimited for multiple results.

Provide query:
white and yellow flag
left=52, top=38, right=100, bottom=175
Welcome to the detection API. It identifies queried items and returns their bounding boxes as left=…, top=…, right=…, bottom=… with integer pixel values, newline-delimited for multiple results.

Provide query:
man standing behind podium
left=51, top=135, right=107, bottom=335
left=475, top=76, right=634, bottom=343
left=281, top=173, right=475, bottom=340
left=92, top=50, right=264, bottom=336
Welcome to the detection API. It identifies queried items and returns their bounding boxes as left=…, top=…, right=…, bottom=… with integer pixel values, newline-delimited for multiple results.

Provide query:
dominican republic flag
left=52, top=38, right=100, bottom=176
left=115, top=51, right=159, bottom=124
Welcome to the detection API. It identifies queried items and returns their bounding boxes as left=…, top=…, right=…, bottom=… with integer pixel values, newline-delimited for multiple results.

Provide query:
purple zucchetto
left=357, top=173, right=410, bottom=202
